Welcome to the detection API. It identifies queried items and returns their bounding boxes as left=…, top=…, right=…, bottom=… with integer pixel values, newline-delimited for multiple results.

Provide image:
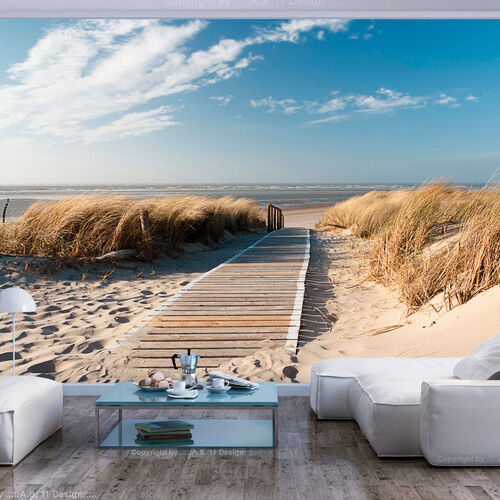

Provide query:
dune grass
left=319, top=184, right=500, bottom=311
left=0, top=195, right=265, bottom=260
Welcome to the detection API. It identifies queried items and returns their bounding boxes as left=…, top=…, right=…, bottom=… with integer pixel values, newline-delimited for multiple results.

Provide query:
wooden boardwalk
left=127, top=227, right=310, bottom=377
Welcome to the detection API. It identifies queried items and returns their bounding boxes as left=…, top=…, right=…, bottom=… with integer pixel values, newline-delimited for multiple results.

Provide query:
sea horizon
left=0, top=182, right=484, bottom=221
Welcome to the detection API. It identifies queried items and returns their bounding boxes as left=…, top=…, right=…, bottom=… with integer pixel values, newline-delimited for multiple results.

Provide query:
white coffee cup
left=173, top=380, right=186, bottom=393
left=211, top=378, right=228, bottom=389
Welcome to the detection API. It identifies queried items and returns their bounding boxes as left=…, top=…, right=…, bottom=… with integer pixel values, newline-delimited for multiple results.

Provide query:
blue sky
left=0, top=19, right=498, bottom=184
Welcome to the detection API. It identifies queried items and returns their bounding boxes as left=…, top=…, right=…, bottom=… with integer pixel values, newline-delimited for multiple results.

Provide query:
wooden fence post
left=140, top=209, right=153, bottom=262
left=2, top=199, right=9, bottom=223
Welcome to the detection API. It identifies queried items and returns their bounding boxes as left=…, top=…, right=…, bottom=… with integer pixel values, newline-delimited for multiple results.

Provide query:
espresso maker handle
left=171, top=353, right=178, bottom=369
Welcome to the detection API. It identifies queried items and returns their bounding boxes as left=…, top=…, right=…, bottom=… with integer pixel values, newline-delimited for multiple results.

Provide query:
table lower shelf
left=99, top=418, right=275, bottom=449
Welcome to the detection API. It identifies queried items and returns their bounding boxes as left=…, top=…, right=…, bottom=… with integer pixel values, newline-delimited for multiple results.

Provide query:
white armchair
left=420, top=380, right=500, bottom=466
left=0, top=376, right=63, bottom=465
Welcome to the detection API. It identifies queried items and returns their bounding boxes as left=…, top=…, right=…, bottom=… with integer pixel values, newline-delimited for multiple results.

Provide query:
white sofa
left=0, top=376, right=63, bottom=465
left=310, top=342, right=500, bottom=465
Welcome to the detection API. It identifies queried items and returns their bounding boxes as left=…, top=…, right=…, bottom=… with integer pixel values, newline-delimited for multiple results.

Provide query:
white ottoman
left=0, top=376, right=63, bottom=465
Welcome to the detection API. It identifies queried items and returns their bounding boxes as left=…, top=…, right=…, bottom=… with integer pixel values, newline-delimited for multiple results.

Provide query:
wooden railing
left=267, top=204, right=284, bottom=232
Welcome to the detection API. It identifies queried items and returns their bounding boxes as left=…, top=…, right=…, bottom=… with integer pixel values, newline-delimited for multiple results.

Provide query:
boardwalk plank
left=137, top=340, right=284, bottom=348
left=127, top=228, right=309, bottom=374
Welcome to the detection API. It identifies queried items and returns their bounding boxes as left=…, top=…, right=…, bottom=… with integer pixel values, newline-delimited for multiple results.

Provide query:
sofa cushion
left=310, top=357, right=460, bottom=420
left=0, top=375, right=60, bottom=412
left=453, top=334, right=500, bottom=380
left=350, top=368, right=456, bottom=457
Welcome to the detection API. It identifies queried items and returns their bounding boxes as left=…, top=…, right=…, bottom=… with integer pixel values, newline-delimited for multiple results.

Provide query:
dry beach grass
left=220, top=202, right=500, bottom=383
left=319, top=184, right=500, bottom=311
left=0, top=195, right=267, bottom=381
left=0, top=195, right=264, bottom=260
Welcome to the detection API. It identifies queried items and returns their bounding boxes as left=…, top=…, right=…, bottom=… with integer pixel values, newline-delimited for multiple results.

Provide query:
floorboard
left=3, top=396, right=500, bottom=500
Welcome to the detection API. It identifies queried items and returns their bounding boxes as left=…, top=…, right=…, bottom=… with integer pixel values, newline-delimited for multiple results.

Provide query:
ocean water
left=0, top=183, right=465, bottom=221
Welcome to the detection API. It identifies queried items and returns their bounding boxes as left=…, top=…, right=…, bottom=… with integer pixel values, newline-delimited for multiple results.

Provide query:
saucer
left=166, top=389, right=198, bottom=399
left=133, top=382, right=169, bottom=392
left=206, top=385, right=231, bottom=394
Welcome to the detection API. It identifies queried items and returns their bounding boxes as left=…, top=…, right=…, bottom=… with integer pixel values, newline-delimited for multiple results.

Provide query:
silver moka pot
left=171, top=348, right=201, bottom=387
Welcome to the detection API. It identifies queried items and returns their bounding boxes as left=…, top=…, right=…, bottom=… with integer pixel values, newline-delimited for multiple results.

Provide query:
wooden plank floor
left=4, top=396, right=500, bottom=500
left=127, top=228, right=310, bottom=377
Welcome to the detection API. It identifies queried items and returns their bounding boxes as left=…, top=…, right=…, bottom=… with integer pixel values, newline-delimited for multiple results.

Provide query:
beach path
left=126, top=227, right=310, bottom=378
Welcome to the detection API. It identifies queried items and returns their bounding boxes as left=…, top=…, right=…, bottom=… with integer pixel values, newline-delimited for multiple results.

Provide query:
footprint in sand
left=45, top=305, right=60, bottom=312
left=80, top=341, right=103, bottom=354
left=0, top=352, right=22, bottom=362
left=114, top=317, right=130, bottom=324
left=41, top=326, right=59, bottom=336
left=141, top=290, right=153, bottom=296
left=57, top=345, right=74, bottom=355
left=27, top=360, right=55, bottom=374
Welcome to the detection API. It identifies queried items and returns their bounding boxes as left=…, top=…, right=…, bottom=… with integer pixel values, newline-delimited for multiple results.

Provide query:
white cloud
left=0, top=20, right=213, bottom=140
left=251, top=97, right=303, bottom=115
left=258, top=19, right=349, bottom=43
left=251, top=87, right=427, bottom=125
left=317, top=97, right=347, bottom=114
left=0, top=19, right=350, bottom=144
left=251, top=97, right=302, bottom=115
left=363, top=33, right=373, bottom=40
left=435, top=94, right=459, bottom=107
left=209, top=96, right=232, bottom=106
left=83, top=106, right=178, bottom=143
left=307, top=114, right=351, bottom=125
left=466, top=94, right=478, bottom=102
left=352, top=88, right=425, bottom=113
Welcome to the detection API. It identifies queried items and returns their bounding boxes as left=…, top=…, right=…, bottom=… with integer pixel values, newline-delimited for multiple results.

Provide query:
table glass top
left=95, top=381, right=278, bottom=407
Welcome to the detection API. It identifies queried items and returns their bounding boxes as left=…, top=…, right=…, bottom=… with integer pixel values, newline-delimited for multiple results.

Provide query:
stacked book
left=135, top=420, right=194, bottom=444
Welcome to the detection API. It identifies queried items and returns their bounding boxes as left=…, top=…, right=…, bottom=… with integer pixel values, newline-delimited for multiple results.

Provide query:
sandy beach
left=1, top=198, right=498, bottom=384
left=218, top=204, right=500, bottom=382
left=0, top=231, right=264, bottom=382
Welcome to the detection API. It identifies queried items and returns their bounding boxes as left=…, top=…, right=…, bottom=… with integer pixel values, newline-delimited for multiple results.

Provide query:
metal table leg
left=273, top=407, right=278, bottom=448
left=95, top=407, right=100, bottom=447
left=118, top=408, right=123, bottom=446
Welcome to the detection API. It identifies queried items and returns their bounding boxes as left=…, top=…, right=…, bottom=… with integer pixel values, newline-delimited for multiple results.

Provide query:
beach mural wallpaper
left=0, top=19, right=499, bottom=383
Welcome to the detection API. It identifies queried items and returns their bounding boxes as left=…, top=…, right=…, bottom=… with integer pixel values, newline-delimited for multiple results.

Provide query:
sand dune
left=2, top=203, right=498, bottom=385
left=0, top=232, right=263, bottom=382
left=219, top=221, right=500, bottom=382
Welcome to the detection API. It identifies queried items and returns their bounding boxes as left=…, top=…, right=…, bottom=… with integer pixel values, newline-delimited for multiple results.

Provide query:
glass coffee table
left=95, top=381, right=278, bottom=449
